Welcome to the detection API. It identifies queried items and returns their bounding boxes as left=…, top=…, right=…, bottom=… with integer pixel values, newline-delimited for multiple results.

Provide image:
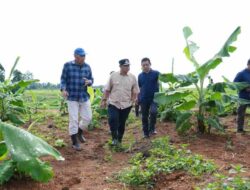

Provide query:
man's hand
left=62, top=90, right=69, bottom=98
left=83, top=78, right=91, bottom=86
left=100, top=99, right=107, bottom=109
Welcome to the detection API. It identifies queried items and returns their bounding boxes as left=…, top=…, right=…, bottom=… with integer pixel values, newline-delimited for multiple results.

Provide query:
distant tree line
left=0, top=63, right=60, bottom=89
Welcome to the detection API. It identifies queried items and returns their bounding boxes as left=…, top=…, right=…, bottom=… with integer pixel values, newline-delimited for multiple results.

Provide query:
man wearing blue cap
left=60, top=48, right=94, bottom=151
left=101, top=59, right=139, bottom=146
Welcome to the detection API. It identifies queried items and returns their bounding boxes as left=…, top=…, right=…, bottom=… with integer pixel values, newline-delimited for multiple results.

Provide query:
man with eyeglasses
left=60, top=48, right=94, bottom=151
left=138, top=57, right=160, bottom=138
left=101, top=59, right=139, bottom=146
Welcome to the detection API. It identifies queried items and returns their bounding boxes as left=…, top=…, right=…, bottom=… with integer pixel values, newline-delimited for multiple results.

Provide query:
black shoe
left=149, top=130, right=157, bottom=136
left=71, top=134, right=82, bottom=151
left=77, top=128, right=86, bottom=143
left=237, top=129, right=246, bottom=133
left=143, top=134, right=150, bottom=139
left=72, top=144, right=82, bottom=151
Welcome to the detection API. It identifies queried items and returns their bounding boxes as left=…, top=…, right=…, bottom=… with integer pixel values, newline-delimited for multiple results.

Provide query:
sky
left=0, top=0, right=249, bottom=86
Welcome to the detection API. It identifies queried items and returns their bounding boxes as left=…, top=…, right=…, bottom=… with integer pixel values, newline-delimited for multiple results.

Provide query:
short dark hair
left=141, top=57, right=151, bottom=64
left=247, top=59, right=250, bottom=65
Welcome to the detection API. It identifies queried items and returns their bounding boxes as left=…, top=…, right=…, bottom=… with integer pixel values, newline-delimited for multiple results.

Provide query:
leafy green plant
left=88, top=88, right=107, bottom=130
left=155, top=26, right=242, bottom=134
left=196, top=164, right=250, bottom=190
left=0, top=57, right=39, bottom=125
left=0, top=122, right=64, bottom=184
left=117, top=137, right=216, bottom=187
left=54, top=139, right=67, bottom=147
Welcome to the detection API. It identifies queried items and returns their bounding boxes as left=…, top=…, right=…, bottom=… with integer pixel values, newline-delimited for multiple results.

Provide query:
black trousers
left=108, top=104, right=132, bottom=142
left=237, top=104, right=249, bottom=130
left=141, top=101, right=157, bottom=136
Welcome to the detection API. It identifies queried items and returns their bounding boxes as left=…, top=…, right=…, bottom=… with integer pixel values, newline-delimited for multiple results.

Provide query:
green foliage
left=17, top=159, right=53, bottom=182
left=0, top=160, right=15, bottom=185
left=0, top=141, right=8, bottom=161
left=155, top=27, right=241, bottom=134
left=196, top=165, right=250, bottom=190
left=0, top=122, right=64, bottom=184
left=117, top=137, right=216, bottom=187
left=0, top=63, right=5, bottom=82
left=88, top=88, right=107, bottom=129
left=54, top=139, right=67, bottom=147
left=0, top=57, right=39, bottom=125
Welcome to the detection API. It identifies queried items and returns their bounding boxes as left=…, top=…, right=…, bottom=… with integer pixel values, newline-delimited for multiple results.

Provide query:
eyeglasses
left=122, top=65, right=130, bottom=67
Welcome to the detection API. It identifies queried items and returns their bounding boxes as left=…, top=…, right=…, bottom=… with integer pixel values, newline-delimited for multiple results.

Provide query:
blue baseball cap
left=74, top=48, right=86, bottom=56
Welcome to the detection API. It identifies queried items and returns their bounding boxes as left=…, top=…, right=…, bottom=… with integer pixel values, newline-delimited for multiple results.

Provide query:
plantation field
left=2, top=90, right=250, bottom=190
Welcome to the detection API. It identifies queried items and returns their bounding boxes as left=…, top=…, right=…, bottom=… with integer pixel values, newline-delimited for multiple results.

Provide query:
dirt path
left=3, top=115, right=250, bottom=190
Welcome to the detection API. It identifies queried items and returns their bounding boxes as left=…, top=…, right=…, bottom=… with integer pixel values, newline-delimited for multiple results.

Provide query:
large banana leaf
left=10, top=79, right=39, bottom=93
left=17, top=158, right=53, bottom=182
left=175, top=100, right=196, bottom=111
left=197, top=27, right=241, bottom=81
left=159, top=73, right=197, bottom=87
left=154, top=91, right=190, bottom=106
left=159, top=73, right=178, bottom=83
left=183, top=26, right=240, bottom=81
left=0, top=122, right=64, bottom=182
left=6, top=113, right=25, bottom=125
left=183, top=27, right=199, bottom=68
left=217, top=27, right=241, bottom=57
left=206, top=117, right=224, bottom=132
left=197, top=58, right=222, bottom=81
left=176, top=112, right=193, bottom=133
left=0, top=122, right=64, bottom=162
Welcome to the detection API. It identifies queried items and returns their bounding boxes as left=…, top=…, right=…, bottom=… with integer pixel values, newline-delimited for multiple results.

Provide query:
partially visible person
left=138, top=57, right=160, bottom=138
left=101, top=59, right=139, bottom=145
left=234, top=59, right=250, bottom=133
left=60, top=48, right=94, bottom=151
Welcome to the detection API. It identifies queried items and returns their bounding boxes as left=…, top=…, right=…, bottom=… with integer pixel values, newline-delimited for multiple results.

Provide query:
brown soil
left=2, top=114, right=250, bottom=190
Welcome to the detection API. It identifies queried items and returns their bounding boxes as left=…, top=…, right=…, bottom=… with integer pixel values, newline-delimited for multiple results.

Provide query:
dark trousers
left=237, top=104, right=249, bottom=130
left=108, top=104, right=132, bottom=142
left=141, top=101, right=157, bottom=136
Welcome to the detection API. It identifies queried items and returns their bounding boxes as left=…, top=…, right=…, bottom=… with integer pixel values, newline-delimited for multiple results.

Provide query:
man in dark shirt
left=234, top=59, right=250, bottom=133
left=138, top=57, right=160, bottom=138
left=60, top=48, right=94, bottom=150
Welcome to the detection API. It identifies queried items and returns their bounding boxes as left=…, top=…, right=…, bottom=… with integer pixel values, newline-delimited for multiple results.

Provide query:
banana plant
left=0, top=57, right=64, bottom=184
left=0, top=122, right=64, bottom=184
left=0, top=57, right=39, bottom=125
left=155, top=26, right=242, bottom=134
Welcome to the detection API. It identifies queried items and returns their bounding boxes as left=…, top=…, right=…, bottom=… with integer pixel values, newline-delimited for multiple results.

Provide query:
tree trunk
left=197, top=116, right=205, bottom=134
